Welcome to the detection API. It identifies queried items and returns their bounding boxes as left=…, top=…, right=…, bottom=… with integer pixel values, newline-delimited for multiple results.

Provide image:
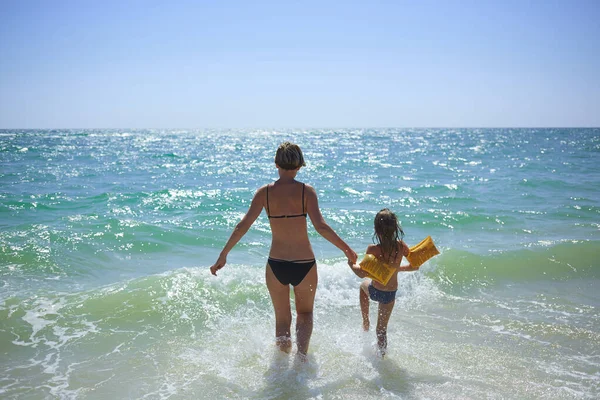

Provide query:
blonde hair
left=275, top=142, right=306, bottom=170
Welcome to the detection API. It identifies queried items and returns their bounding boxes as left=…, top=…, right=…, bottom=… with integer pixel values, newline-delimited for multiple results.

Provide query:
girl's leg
left=266, top=264, right=292, bottom=353
left=360, top=279, right=371, bottom=331
left=376, top=301, right=395, bottom=356
left=292, top=264, right=318, bottom=358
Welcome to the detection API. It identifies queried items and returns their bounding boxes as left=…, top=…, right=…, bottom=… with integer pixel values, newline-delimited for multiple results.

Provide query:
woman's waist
left=270, top=235, right=311, bottom=248
left=268, top=252, right=315, bottom=261
left=269, top=226, right=310, bottom=240
left=268, top=243, right=315, bottom=261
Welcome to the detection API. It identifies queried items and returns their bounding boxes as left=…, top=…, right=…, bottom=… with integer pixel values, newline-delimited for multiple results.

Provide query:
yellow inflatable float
left=359, top=236, right=440, bottom=285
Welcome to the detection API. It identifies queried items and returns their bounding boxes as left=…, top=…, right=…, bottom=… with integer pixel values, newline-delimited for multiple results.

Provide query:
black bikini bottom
left=267, top=257, right=316, bottom=286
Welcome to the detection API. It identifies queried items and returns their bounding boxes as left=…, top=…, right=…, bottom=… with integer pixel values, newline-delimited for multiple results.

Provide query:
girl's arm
left=401, top=240, right=410, bottom=257
left=348, top=245, right=378, bottom=278
left=397, top=264, right=419, bottom=272
left=348, top=260, right=370, bottom=278
left=305, top=185, right=357, bottom=263
left=397, top=240, right=418, bottom=272
left=210, top=187, right=265, bottom=276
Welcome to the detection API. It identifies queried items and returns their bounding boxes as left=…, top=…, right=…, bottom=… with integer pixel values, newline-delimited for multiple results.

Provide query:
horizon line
left=1, top=126, right=599, bottom=131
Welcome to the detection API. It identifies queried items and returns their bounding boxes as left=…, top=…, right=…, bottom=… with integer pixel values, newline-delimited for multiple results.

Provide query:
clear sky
left=1, top=0, right=599, bottom=128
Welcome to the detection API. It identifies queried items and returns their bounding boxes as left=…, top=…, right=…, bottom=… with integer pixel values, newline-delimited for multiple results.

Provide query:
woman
left=210, top=141, right=357, bottom=359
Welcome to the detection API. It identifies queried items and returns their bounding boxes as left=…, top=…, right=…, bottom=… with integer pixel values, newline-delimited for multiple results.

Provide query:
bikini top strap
left=302, top=183, right=305, bottom=214
left=266, top=184, right=270, bottom=217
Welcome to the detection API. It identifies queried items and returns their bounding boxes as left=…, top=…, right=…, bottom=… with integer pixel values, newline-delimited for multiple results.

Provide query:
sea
left=1, top=128, right=599, bottom=399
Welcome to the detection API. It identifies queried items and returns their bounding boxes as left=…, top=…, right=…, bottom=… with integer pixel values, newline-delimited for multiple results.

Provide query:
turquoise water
left=1, top=128, right=599, bottom=399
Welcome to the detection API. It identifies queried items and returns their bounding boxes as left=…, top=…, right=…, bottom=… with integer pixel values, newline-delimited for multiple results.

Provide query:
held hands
left=347, top=258, right=368, bottom=278
left=347, top=259, right=359, bottom=270
left=344, top=247, right=358, bottom=264
left=345, top=248, right=358, bottom=275
left=210, top=253, right=227, bottom=276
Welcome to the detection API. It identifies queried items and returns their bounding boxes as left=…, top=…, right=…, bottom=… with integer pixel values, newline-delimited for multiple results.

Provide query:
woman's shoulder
left=301, top=182, right=316, bottom=195
left=255, top=184, right=270, bottom=196
left=297, top=180, right=313, bottom=188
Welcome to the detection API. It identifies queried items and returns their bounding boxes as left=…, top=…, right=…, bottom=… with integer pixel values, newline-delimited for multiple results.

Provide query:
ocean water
left=0, top=128, right=599, bottom=399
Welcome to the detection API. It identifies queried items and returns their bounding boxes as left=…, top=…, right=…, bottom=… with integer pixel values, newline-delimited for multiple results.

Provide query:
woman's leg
left=376, top=301, right=395, bottom=356
left=360, top=279, right=371, bottom=331
left=266, top=264, right=292, bottom=353
left=292, top=264, right=318, bottom=358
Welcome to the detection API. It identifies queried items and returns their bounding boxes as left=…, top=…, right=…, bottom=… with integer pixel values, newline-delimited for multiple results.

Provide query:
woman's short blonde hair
left=275, top=142, right=306, bottom=170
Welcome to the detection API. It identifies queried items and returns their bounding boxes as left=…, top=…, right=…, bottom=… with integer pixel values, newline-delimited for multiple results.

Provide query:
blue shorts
left=368, top=283, right=397, bottom=304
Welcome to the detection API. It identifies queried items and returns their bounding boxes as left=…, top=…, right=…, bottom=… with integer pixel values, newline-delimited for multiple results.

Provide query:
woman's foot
left=295, top=352, right=308, bottom=363
left=276, top=336, right=292, bottom=353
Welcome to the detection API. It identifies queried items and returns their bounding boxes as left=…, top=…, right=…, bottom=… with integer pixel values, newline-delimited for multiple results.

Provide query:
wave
left=1, top=259, right=598, bottom=399
left=428, top=240, right=600, bottom=291
left=3, top=239, right=598, bottom=357
left=1, top=267, right=270, bottom=350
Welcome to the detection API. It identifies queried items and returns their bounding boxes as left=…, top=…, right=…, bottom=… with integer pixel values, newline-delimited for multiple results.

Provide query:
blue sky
left=1, top=0, right=598, bottom=128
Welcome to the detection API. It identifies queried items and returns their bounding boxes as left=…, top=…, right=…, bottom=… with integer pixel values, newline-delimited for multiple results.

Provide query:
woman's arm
left=305, top=185, right=357, bottom=263
left=210, top=187, right=265, bottom=276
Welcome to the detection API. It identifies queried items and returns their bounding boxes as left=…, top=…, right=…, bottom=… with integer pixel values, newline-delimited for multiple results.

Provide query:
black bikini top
left=266, top=183, right=307, bottom=219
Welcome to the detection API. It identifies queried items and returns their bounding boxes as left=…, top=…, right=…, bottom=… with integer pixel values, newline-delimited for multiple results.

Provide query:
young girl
left=348, top=208, right=419, bottom=356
